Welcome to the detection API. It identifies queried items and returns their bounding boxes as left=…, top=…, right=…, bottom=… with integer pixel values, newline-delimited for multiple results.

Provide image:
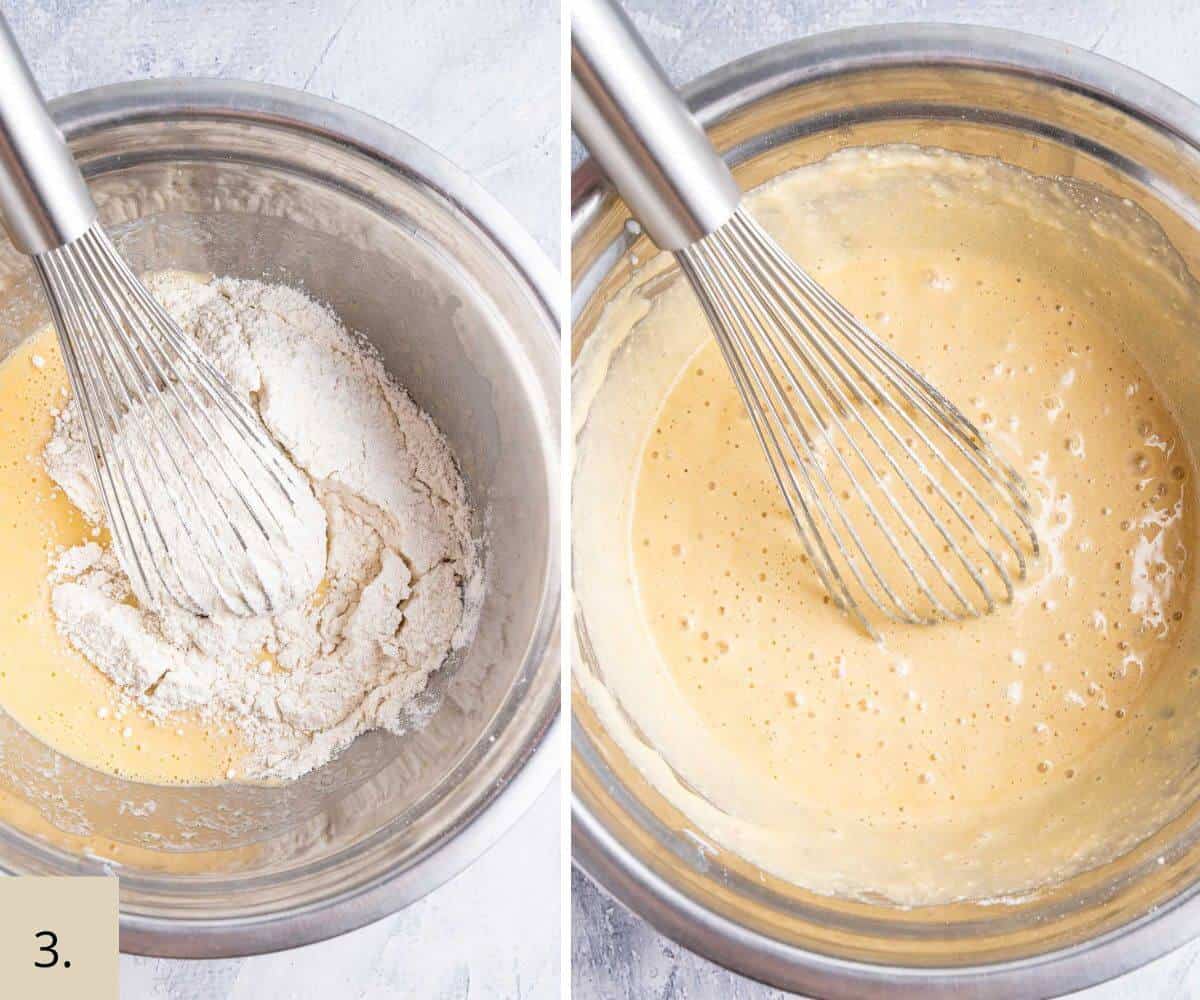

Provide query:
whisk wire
left=33, top=222, right=321, bottom=618
left=681, top=251, right=879, bottom=631
left=675, top=208, right=1039, bottom=633
left=704, top=227, right=979, bottom=623
left=781, top=235, right=1037, bottom=532
left=69, top=232, right=269, bottom=614
left=798, top=266, right=1038, bottom=585
left=723, top=220, right=1002, bottom=615
left=36, top=254, right=165, bottom=606
left=691, top=247, right=930, bottom=624
left=43, top=238, right=245, bottom=614
left=80, top=234, right=280, bottom=548
left=117, top=262, right=307, bottom=528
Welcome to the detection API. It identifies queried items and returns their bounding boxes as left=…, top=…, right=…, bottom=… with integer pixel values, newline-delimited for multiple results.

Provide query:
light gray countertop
left=571, top=1, right=1200, bottom=998
left=5, top=2, right=560, bottom=998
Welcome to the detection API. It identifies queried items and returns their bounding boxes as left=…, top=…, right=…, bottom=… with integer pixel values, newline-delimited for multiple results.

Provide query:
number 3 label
left=0, top=877, right=116, bottom=997
left=35, top=929, right=61, bottom=968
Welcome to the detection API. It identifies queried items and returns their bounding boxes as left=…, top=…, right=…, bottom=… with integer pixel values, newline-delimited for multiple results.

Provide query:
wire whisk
left=573, top=0, right=1039, bottom=634
left=0, top=17, right=323, bottom=618
left=36, top=225, right=325, bottom=617
left=679, top=209, right=1037, bottom=634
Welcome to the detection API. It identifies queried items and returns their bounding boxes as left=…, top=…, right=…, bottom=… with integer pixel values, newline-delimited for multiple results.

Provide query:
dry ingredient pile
left=39, top=273, right=481, bottom=782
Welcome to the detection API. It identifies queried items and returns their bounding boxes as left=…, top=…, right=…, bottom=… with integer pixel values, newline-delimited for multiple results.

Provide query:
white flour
left=43, top=274, right=482, bottom=781
left=106, top=385, right=330, bottom=619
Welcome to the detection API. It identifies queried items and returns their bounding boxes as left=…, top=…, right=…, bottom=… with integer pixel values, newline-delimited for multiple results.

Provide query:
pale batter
left=574, top=147, right=1200, bottom=903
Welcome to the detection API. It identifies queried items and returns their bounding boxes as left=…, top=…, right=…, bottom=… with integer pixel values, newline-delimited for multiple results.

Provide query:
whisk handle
left=572, top=0, right=741, bottom=251
left=0, top=15, right=97, bottom=255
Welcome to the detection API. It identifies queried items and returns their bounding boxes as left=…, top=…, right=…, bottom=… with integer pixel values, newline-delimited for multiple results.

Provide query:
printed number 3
left=34, top=930, right=59, bottom=968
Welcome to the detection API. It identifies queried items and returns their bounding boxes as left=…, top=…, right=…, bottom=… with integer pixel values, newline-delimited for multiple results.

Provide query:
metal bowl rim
left=2, top=77, right=562, bottom=958
left=571, top=22, right=1200, bottom=997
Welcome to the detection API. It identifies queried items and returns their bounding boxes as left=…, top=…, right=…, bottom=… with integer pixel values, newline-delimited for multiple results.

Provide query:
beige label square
left=0, top=877, right=118, bottom=1000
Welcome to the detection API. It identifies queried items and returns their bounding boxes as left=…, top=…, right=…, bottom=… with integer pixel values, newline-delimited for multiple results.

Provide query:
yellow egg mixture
left=575, top=147, right=1200, bottom=903
left=0, top=329, right=244, bottom=786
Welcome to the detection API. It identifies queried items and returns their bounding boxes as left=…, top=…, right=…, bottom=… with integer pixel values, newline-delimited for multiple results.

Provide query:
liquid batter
left=575, top=147, right=1200, bottom=903
left=0, top=330, right=244, bottom=784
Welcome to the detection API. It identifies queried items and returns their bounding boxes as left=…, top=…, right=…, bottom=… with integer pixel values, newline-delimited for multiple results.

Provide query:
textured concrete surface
left=3, top=2, right=560, bottom=998
left=119, top=787, right=560, bottom=1000
left=11, top=0, right=559, bottom=258
left=572, top=1, right=1200, bottom=998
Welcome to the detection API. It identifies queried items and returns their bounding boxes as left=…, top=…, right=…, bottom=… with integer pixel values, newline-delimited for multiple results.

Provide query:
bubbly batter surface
left=575, top=147, right=1200, bottom=903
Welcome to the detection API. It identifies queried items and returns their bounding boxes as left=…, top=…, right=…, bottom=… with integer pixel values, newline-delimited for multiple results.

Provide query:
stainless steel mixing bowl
left=0, top=80, right=559, bottom=957
left=572, top=25, right=1200, bottom=997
